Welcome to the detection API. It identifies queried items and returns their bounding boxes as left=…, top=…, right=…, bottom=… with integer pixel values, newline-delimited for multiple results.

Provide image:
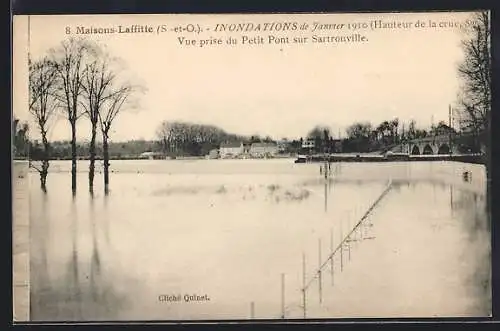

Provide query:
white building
left=249, top=142, right=278, bottom=157
left=302, top=138, right=315, bottom=149
left=219, top=142, right=243, bottom=158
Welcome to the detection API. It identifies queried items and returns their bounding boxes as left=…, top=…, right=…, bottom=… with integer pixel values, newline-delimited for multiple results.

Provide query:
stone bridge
left=395, top=134, right=459, bottom=155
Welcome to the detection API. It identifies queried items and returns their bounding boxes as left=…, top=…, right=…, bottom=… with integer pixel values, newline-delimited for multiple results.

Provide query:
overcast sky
left=13, top=12, right=473, bottom=142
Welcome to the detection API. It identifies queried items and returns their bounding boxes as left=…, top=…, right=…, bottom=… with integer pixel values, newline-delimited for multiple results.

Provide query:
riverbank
left=299, top=153, right=485, bottom=165
left=14, top=153, right=484, bottom=164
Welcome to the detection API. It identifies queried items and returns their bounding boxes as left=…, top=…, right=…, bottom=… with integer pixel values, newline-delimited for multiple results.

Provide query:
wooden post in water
left=318, top=238, right=322, bottom=304
left=450, top=184, right=453, bottom=216
left=358, top=211, right=363, bottom=240
left=347, top=218, right=351, bottom=261
left=353, top=216, right=358, bottom=246
left=340, top=220, right=344, bottom=272
left=330, top=228, right=334, bottom=286
left=302, top=252, right=307, bottom=319
left=449, top=104, right=453, bottom=157
left=348, top=235, right=351, bottom=261
left=281, top=273, right=285, bottom=319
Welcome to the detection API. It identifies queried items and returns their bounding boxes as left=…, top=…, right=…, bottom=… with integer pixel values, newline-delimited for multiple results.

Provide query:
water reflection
left=448, top=185, right=490, bottom=315
left=103, top=193, right=110, bottom=246
left=30, top=191, right=133, bottom=321
left=67, top=195, right=82, bottom=318
left=89, top=193, right=102, bottom=302
left=30, top=192, right=51, bottom=318
left=324, top=181, right=328, bottom=213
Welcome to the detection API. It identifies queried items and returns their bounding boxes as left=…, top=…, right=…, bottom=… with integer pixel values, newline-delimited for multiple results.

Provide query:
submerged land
left=18, top=159, right=490, bottom=320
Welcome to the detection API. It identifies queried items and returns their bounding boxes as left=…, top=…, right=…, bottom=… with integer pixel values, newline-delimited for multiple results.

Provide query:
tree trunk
left=103, top=133, right=110, bottom=195
left=40, top=160, right=49, bottom=192
left=485, top=120, right=491, bottom=233
left=41, top=134, right=50, bottom=192
left=71, top=120, right=77, bottom=195
left=88, top=126, right=97, bottom=193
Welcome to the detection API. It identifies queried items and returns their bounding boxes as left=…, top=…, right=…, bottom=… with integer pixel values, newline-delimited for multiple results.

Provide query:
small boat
left=294, top=155, right=307, bottom=163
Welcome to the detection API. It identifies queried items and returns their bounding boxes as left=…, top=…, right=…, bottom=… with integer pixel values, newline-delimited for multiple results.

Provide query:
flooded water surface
left=28, top=159, right=491, bottom=320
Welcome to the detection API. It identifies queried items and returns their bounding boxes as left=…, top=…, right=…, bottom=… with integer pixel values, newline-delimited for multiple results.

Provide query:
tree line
left=26, top=37, right=145, bottom=193
left=17, top=111, right=477, bottom=162
left=293, top=117, right=468, bottom=154
left=25, top=139, right=161, bottom=160
left=155, top=121, right=282, bottom=157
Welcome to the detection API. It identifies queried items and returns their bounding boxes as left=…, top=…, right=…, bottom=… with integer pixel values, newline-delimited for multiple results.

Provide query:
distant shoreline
left=14, top=154, right=485, bottom=165
left=297, top=153, right=485, bottom=165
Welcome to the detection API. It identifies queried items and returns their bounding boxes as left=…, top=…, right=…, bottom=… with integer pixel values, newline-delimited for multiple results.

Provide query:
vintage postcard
left=12, top=11, right=491, bottom=322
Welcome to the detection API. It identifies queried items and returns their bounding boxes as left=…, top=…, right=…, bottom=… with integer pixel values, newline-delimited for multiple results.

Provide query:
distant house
left=302, top=138, right=315, bottom=149
left=249, top=142, right=278, bottom=157
left=220, top=142, right=243, bottom=158
left=242, top=142, right=252, bottom=155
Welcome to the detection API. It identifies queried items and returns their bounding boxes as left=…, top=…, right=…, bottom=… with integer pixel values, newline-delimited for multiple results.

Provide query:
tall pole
left=318, top=238, right=322, bottom=304
left=281, top=273, right=285, bottom=319
left=27, top=15, right=31, bottom=161
left=302, top=252, right=306, bottom=319
left=402, top=123, right=405, bottom=153
left=28, top=16, right=31, bottom=63
left=340, top=218, right=343, bottom=272
left=449, top=104, right=453, bottom=156
left=330, top=228, right=334, bottom=285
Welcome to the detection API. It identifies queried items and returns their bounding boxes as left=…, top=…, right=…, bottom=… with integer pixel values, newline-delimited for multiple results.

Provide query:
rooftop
left=220, top=142, right=242, bottom=148
left=251, top=142, right=277, bottom=148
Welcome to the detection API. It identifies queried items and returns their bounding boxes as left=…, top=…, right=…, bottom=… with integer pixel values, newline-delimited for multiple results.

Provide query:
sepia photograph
left=12, top=11, right=491, bottom=322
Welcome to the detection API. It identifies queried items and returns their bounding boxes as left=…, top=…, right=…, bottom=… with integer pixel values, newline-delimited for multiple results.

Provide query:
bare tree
left=80, top=45, right=116, bottom=192
left=390, top=118, right=399, bottom=144
left=99, top=82, right=143, bottom=194
left=407, top=119, right=417, bottom=140
left=49, top=37, right=93, bottom=195
left=457, top=11, right=490, bottom=151
left=28, top=57, right=59, bottom=191
left=156, top=121, right=172, bottom=155
left=346, top=122, right=372, bottom=140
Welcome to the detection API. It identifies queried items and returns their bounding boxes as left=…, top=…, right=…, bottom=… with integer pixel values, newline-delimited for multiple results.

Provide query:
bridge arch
left=438, top=144, right=450, bottom=154
left=411, top=145, right=420, bottom=155
left=422, top=144, right=434, bottom=155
